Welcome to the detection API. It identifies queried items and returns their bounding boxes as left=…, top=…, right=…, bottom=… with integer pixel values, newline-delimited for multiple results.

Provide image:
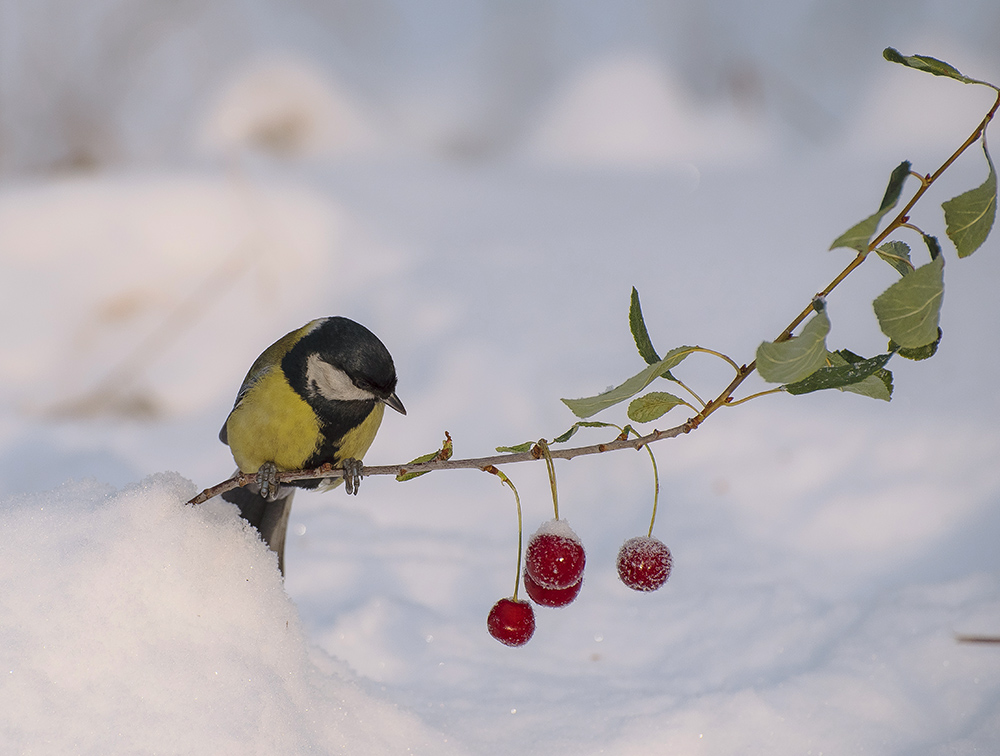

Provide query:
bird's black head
left=283, top=317, right=404, bottom=418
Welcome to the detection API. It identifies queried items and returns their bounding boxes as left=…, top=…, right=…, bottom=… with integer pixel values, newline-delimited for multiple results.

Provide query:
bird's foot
left=255, top=462, right=281, bottom=502
left=342, top=458, right=363, bottom=495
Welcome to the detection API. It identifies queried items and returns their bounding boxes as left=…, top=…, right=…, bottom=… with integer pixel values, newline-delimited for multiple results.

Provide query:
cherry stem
left=538, top=439, right=560, bottom=520
left=484, top=465, right=524, bottom=601
left=644, top=443, right=660, bottom=537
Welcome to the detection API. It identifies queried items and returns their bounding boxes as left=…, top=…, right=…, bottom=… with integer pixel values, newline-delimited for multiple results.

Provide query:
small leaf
left=830, top=162, right=911, bottom=253
left=756, top=310, right=831, bottom=384
left=883, top=48, right=971, bottom=83
left=875, top=240, right=914, bottom=276
left=943, top=140, right=996, bottom=258
left=627, top=392, right=686, bottom=423
left=829, top=213, right=882, bottom=254
left=494, top=441, right=534, bottom=454
left=784, top=350, right=894, bottom=397
left=922, top=233, right=942, bottom=261
left=829, top=351, right=893, bottom=401
left=562, top=346, right=696, bottom=419
left=842, top=369, right=894, bottom=401
left=397, top=432, right=454, bottom=481
left=835, top=350, right=894, bottom=400
left=630, top=287, right=661, bottom=366
left=873, top=256, right=945, bottom=348
left=891, top=328, right=943, bottom=361
left=879, top=160, right=913, bottom=214
left=551, top=420, right=620, bottom=444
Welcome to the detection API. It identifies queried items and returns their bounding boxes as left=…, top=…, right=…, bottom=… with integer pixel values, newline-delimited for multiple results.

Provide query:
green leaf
left=830, top=214, right=882, bottom=254
left=842, top=368, right=894, bottom=401
left=830, top=350, right=893, bottom=401
left=872, top=256, right=945, bottom=348
left=784, top=349, right=894, bottom=397
left=627, top=392, right=686, bottom=423
left=830, top=162, right=911, bottom=253
left=494, top=441, right=534, bottom=454
left=879, top=160, right=913, bottom=214
left=922, top=233, right=942, bottom=261
left=891, top=328, right=943, bottom=361
left=834, top=349, right=894, bottom=401
left=562, top=346, right=696, bottom=418
left=943, top=140, right=997, bottom=258
left=397, top=433, right=454, bottom=481
left=875, top=240, right=914, bottom=276
left=756, top=310, right=831, bottom=384
left=883, top=48, right=972, bottom=83
left=551, top=421, right=621, bottom=445
left=630, top=287, right=661, bottom=366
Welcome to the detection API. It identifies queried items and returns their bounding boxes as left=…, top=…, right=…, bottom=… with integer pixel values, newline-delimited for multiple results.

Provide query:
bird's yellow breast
left=336, top=401, right=386, bottom=461
left=225, top=367, right=321, bottom=474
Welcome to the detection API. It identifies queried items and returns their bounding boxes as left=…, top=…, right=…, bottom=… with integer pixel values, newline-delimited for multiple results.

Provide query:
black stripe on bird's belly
left=295, top=398, right=378, bottom=489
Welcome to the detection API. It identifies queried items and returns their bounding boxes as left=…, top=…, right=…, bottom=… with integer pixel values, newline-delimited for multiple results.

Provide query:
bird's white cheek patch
left=305, top=354, right=376, bottom=402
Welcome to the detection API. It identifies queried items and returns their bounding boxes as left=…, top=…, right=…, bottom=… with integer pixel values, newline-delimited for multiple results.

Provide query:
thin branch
left=188, top=84, right=999, bottom=510
left=688, top=88, right=999, bottom=429
left=187, top=420, right=695, bottom=505
left=956, top=634, right=1000, bottom=644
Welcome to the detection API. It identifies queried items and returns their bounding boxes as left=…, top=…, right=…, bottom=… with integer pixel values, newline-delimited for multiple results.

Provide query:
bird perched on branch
left=219, top=317, right=405, bottom=573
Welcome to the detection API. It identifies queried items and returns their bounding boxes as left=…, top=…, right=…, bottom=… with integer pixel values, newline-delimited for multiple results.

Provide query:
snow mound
left=524, top=53, right=766, bottom=168
left=198, top=55, right=383, bottom=160
left=0, top=474, right=461, bottom=755
left=0, top=174, right=339, bottom=416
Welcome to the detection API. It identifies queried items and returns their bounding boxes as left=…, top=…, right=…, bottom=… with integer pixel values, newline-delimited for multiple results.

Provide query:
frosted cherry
left=525, top=520, right=586, bottom=590
left=616, top=536, right=672, bottom=591
left=523, top=570, right=582, bottom=608
left=487, top=598, right=535, bottom=646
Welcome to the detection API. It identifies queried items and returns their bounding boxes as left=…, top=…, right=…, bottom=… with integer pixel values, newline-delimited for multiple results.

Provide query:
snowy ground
left=3, top=6, right=1000, bottom=755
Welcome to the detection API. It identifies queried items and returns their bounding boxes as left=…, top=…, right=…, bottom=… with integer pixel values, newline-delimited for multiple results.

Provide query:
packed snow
left=2, top=2, right=1000, bottom=754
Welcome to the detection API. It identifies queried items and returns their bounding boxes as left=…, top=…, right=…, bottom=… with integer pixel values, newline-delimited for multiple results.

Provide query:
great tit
left=219, top=317, right=404, bottom=573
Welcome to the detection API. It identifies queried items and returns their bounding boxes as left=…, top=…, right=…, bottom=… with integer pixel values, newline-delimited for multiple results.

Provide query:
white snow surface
left=0, top=474, right=459, bottom=755
left=3, top=5, right=1000, bottom=754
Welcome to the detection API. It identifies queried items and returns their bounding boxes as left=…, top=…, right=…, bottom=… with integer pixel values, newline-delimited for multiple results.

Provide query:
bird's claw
left=342, top=458, right=363, bottom=496
left=256, top=462, right=281, bottom=502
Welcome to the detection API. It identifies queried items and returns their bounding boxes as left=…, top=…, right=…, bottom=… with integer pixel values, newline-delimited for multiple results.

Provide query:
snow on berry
left=525, top=520, right=586, bottom=590
left=616, top=536, right=672, bottom=592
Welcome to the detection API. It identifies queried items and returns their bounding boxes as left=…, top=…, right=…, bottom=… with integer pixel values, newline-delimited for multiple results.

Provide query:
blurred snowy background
left=2, top=1, right=1000, bottom=754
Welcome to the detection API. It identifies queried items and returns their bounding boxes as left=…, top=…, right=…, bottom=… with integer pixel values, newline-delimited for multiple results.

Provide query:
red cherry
left=525, top=522, right=586, bottom=590
left=617, top=536, right=672, bottom=591
left=523, top=570, right=582, bottom=608
left=487, top=598, right=535, bottom=646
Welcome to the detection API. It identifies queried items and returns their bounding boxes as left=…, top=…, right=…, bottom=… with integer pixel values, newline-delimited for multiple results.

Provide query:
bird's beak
left=384, top=391, right=406, bottom=415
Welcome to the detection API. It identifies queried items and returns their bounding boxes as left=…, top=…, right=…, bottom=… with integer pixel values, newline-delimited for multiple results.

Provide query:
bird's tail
left=222, top=481, right=295, bottom=575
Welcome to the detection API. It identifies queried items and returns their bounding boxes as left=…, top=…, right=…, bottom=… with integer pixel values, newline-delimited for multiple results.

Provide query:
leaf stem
left=724, top=387, right=786, bottom=406
left=670, top=376, right=707, bottom=408
left=689, top=346, right=742, bottom=373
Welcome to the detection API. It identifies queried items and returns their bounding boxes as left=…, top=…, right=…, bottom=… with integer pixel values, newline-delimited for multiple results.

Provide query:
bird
left=218, top=316, right=405, bottom=573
